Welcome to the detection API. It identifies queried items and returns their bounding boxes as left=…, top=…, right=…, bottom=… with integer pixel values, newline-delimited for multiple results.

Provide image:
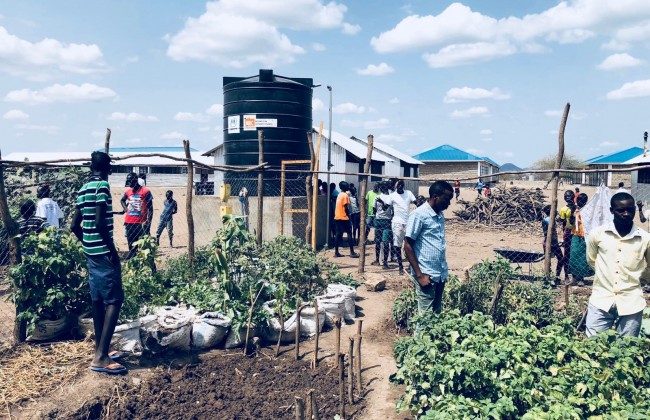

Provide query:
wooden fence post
left=358, top=135, right=373, bottom=274
left=0, top=150, right=25, bottom=342
left=257, top=129, right=264, bottom=246
left=543, top=103, right=569, bottom=276
left=311, top=123, right=324, bottom=250
left=183, top=140, right=195, bottom=268
left=104, top=128, right=111, bottom=154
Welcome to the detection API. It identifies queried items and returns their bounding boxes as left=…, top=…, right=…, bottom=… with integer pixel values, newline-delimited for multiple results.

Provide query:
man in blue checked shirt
left=404, top=180, right=454, bottom=314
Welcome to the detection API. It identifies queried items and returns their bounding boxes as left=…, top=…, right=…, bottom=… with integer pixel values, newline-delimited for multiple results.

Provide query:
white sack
left=140, top=307, right=195, bottom=354
left=580, top=184, right=613, bottom=236
left=316, top=294, right=346, bottom=326
left=192, top=312, right=231, bottom=350
left=112, top=319, right=144, bottom=355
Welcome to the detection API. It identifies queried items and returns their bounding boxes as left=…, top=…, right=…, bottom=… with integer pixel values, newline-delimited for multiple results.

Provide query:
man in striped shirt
left=17, top=199, right=50, bottom=237
left=404, top=181, right=454, bottom=314
left=72, top=151, right=126, bottom=375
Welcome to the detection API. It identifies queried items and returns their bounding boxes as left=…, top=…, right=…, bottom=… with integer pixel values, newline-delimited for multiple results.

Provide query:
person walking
left=454, top=180, right=460, bottom=201
left=349, top=184, right=361, bottom=245
left=585, top=192, right=648, bottom=337
left=121, top=172, right=154, bottom=259
left=155, top=190, right=177, bottom=247
left=365, top=182, right=380, bottom=242
left=333, top=181, right=359, bottom=258
left=71, top=151, right=127, bottom=375
left=389, top=180, right=416, bottom=274
left=404, top=181, right=454, bottom=314
left=475, top=180, right=484, bottom=197
left=371, top=182, right=393, bottom=269
left=35, top=184, right=64, bottom=228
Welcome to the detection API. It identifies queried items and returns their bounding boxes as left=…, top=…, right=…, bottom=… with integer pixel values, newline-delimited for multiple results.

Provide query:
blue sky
left=1, top=0, right=650, bottom=167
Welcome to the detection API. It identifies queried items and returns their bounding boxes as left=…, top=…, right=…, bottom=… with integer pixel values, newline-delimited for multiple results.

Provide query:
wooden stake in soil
left=312, top=299, right=320, bottom=369
left=183, top=140, right=195, bottom=267
left=348, top=337, right=355, bottom=404
left=333, top=316, right=342, bottom=367
left=358, top=135, right=374, bottom=274
left=338, top=354, right=346, bottom=420
left=256, top=129, right=265, bottom=246
left=104, top=128, right=111, bottom=154
left=355, top=320, right=363, bottom=392
left=295, top=396, right=305, bottom=420
left=275, top=298, right=284, bottom=358
left=244, top=284, right=265, bottom=355
left=308, top=388, right=320, bottom=420
left=295, top=298, right=302, bottom=361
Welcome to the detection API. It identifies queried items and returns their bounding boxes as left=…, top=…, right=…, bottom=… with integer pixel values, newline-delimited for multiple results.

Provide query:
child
left=558, top=190, right=576, bottom=282
left=568, top=193, right=594, bottom=286
left=156, top=190, right=177, bottom=247
left=349, top=185, right=361, bottom=245
left=542, top=205, right=566, bottom=281
left=454, top=180, right=460, bottom=201
left=35, top=184, right=64, bottom=227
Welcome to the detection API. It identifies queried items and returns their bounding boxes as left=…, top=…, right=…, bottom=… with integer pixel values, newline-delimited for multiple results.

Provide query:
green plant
left=392, top=310, right=650, bottom=419
left=392, top=286, right=418, bottom=332
left=9, top=228, right=89, bottom=331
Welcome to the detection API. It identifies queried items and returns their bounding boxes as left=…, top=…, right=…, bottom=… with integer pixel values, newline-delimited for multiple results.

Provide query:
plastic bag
left=326, top=284, right=357, bottom=320
left=282, top=307, right=326, bottom=337
left=112, top=319, right=144, bottom=355
left=192, top=312, right=231, bottom=350
left=140, top=306, right=195, bottom=354
left=580, top=184, right=613, bottom=236
left=316, top=295, right=346, bottom=326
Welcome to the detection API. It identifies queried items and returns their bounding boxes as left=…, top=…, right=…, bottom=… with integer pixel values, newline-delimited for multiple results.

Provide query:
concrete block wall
left=419, top=162, right=477, bottom=182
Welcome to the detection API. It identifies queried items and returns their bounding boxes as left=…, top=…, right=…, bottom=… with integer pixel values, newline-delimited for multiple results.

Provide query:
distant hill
left=500, top=163, right=523, bottom=172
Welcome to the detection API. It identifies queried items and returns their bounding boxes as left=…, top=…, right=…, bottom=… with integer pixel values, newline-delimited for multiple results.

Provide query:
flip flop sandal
left=108, top=351, right=128, bottom=361
left=90, top=363, right=127, bottom=375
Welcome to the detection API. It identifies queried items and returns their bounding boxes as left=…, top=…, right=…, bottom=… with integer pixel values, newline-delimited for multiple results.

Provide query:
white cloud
left=3, top=109, right=29, bottom=120
left=312, top=98, right=325, bottom=113
left=497, top=151, right=514, bottom=158
left=312, top=42, right=326, bottom=51
left=450, top=106, right=489, bottom=119
left=423, top=42, right=517, bottom=68
left=205, top=103, right=223, bottom=116
left=544, top=110, right=563, bottom=117
left=376, top=133, right=405, bottom=142
left=108, top=112, right=158, bottom=122
left=4, top=83, right=117, bottom=105
left=601, top=39, right=630, bottom=51
left=333, top=102, right=365, bottom=114
left=389, top=97, right=399, bottom=104
left=166, top=0, right=357, bottom=67
left=342, top=23, right=361, bottom=35
left=606, top=79, right=650, bottom=100
left=364, top=118, right=390, bottom=129
left=444, top=87, right=510, bottom=103
left=480, top=129, right=492, bottom=135
left=160, top=131, right=186, bottom=140
left=600, top=141, right=619, bottom=147
left=0, top=26, right=107, bottom=81
left=125, top=55, right=139, bottom=63
left=481, top=137, right=493, bottom=142
left=357, top=62, right=394, bottom=76
left=198, top=126, right=211, bottom=132
left=90, top=130, right=105, bottom=138
left=370, top=1, right=650, bottom=67
left=597, top=53, right=643, bottom=70
left=174, top=112, right=210, bottom=122
left=15, top=123, right=59, bottom=134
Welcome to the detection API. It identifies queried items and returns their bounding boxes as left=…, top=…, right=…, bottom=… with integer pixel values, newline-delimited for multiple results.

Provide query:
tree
left=531, top=153, right=584, bottom=181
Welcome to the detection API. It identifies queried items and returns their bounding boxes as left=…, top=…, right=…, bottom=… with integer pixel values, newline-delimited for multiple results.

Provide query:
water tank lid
left=223, top=69, right=313, bottom=88
left=259, top=69, right=273, bottom=82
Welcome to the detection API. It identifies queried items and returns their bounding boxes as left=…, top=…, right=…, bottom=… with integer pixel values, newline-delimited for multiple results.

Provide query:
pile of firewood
left=453, top=187, right=546, bottom=228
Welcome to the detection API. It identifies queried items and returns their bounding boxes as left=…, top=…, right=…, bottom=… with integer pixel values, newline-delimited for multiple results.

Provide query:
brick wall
left=611, top=168, right=632, bottom=189
left=420, top=162, right=477, bottom=185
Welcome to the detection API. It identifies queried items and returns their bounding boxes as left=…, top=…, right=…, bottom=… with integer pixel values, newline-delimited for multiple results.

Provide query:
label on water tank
left=227, top=115, right=240, bottom=133
left=256, top=118, right=277, bottom=128
left=243, top=114, right=277, bottom=130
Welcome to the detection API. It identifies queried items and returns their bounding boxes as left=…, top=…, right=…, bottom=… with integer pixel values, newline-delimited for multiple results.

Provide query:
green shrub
left=392, top=287, right=418, bottom=331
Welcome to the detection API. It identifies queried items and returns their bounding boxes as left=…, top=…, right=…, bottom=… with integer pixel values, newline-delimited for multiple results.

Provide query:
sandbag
left=316, top=294, right=346, bottom=326
left=140, top=306, right=195, bottom=354
left=580, top=184, right=613, bottom=236
left=282, top=306, right=326, bottom=337
left=28, top=317, right=69, bottom=341
left=262, top=317, right=295, bottom=344
left=192, top=312, right=231, bottom=350
left=112, top=319, right=144, bottom=356
left=225, top=326, right=258, bottom=349
left=77, top=313, right=94, bottom=338
left=326, top=284, right=357, bottom=320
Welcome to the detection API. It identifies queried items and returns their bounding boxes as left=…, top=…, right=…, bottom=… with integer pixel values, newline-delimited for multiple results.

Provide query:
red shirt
left=123, top=186, right=153, bottom=224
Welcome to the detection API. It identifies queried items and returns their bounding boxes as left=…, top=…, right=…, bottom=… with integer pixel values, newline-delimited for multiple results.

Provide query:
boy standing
left=18, top=199, right=50, bottom=237
left=389, top=180, right=416, bottom=274
left=35, top=184, right=64, bottom=227
left=121, top=172, right=153, bottom=259
left=333, top=181, right=359, bottom=258
left=71, top=151, right=126, bottom=375
left=156, top=190, right=177, bottom=247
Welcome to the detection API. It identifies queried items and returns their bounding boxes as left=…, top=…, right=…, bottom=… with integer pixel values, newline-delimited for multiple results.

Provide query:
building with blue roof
left=412, top=144, right=500, bottom=184
left=582, top=146, right=643, bottom=187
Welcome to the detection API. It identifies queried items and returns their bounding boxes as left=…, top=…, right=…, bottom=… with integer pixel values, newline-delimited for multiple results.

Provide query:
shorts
left=374, top=218, right=392, bottom=243
left=86, top=254, right=124, bottom=304
left=366, top=215, right=375, bottom=228
left=335, top=219, right=352, bottom=234
left=392, top=222, right=406, bottom=247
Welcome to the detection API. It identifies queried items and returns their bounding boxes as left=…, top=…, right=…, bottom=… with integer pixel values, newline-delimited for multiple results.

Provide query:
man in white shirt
left=35, top=184, right=64, bottom=228
left=585, top=192, right=649, bottom=337
left=387, top=180, right=416, bottom=274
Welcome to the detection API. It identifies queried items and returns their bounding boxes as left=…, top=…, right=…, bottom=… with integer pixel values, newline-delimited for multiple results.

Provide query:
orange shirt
left=335, top=192, right=350, bottom=220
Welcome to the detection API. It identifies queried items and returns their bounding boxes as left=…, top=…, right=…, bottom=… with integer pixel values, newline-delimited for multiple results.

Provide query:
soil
left=8, top=180, right=650, bottom=419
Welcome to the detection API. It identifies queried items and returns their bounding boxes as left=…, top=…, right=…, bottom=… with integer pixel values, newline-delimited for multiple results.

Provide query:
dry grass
left=0, top=338, right=93, bottom=409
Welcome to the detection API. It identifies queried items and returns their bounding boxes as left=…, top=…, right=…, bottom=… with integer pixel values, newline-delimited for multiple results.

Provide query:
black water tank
left=223, top=69, right=313, bottom=196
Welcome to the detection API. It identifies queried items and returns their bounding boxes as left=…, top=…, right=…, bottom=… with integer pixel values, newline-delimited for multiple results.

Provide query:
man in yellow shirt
left=585, top=192, right=649, bottom=337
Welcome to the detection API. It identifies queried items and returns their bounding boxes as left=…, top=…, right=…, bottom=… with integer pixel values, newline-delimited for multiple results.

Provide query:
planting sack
left=192, top=312, right=231, bottom=350
left=327, top=284, right=357, bottom=320
left=77, top=312, right=94, bottom=338
left=28, top=316, right=69, bottom=341
left=225, top=326, right=258, bottom=349
left=282, top=306, right=326, bottom=337
left=316, top=294, right=346, bottom=327
left=112, top=319, right=144, bottom=356
left=140, top=307, right=195, bottom=354
left=263, top=317, right=296, bottom=344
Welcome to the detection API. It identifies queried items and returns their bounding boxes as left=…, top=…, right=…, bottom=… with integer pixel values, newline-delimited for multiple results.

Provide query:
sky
left=1, top=0, right=650, bottom=168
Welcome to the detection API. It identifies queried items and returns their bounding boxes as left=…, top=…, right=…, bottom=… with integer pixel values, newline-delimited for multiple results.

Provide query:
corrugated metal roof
left=413, top=144, right=500, bottom=167
left=108, top=146, right=198, bottom=152
left=583, top=154, right=605, bottom=164
left=311, top=128, right=393, bottom=162
left=364, top=140, right=423, bottom=165
left=4, top=151, right=212, bottom=167
left=584, top=147, right=643, bottom=164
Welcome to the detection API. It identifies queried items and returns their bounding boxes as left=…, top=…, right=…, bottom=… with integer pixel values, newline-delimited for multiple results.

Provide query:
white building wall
left=316, top=140, right=346, bottom=186
left=212, top=147, right=225, bottom=189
